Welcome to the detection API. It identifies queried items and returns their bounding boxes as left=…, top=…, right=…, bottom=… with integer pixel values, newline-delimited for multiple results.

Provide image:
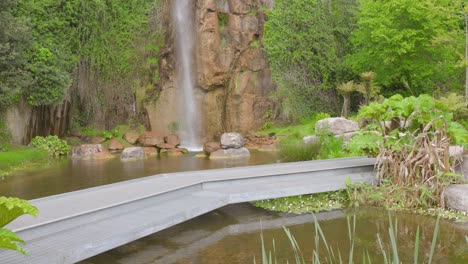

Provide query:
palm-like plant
left=337, top=81, right=355, bottom=117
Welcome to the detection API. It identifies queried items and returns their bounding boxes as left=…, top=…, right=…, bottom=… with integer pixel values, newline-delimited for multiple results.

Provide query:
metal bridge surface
left=0, top=157, right=375, bottom=263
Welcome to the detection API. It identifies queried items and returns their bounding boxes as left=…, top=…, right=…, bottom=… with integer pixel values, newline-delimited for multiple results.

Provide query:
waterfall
left=173, top=0, right=202, bottom=150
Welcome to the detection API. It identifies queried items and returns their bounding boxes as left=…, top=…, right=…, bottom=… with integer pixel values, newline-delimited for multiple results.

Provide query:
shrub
left=279, top=141, right=321, bottom=162
left=30, top=135, right=70, bottom=156
left=346, top=94, right=467, bottom=208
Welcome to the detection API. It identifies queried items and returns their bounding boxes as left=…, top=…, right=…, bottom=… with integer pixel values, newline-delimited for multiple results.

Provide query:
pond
left=0, top=150, right=279, bottom=199
left=81, top=204, right=468, bottom=264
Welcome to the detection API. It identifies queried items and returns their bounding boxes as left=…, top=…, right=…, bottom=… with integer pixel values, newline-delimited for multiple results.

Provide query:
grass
left=0, top=145, right=48, bottom=175
left=255, top=214, right=442, bottom=264
left=260, top=113, right=330, bottom=145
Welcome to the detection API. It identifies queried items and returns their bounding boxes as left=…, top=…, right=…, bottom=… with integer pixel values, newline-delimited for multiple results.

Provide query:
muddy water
left=82, top=205, right=468, bottom=264
left=0, top=151, right=278, bottom=199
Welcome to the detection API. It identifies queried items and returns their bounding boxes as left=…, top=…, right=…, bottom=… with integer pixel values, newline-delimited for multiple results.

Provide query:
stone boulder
left=315, top=117, right=359, bottom=136
left=108, top=139, right=124, bottom=150
left=143, top=147, right=158, bottom=156
left=157, top=143, right=175, bottom=149
left=160, top=148, right=188, bottom=156
left=337, top=132, right=358, bottom=146
left=121, top=147, right=145, bottom=160
left=203, top=141, right=221, bottom=154
left=138, top=131, right=164, bottom=147
left=444, top=184, right=468, bottom=212
left=220, top=132, right=245, bottom=149
left=124, top=132, right=140, bottom=145
left=164, top=134, right=181, bottom=146
left=91, top=137, right=106, bottom=144
left=209, top=147, right=250, bottom=159
left=70, top=144, right=113, bottom=159
left=303, top=135, right=320, bottom=145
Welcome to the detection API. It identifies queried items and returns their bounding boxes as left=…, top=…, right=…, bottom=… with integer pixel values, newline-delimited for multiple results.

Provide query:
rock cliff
left=143, top=0, right=278, bottom=141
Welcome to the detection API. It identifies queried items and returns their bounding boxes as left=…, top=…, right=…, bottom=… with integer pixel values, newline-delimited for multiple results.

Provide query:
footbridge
left=0, top=157, right=375, bottom=263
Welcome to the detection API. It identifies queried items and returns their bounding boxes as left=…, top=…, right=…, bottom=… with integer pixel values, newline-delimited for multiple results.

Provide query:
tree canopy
left=346, top=0, right=465, bottom=95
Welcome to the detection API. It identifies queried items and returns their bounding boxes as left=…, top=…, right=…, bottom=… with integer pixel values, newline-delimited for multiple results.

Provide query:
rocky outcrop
left=70, top=144, right=113, bottom=159
left=444, top=184, right=468, bottom=212
left=315, top=117, right=359, bottom=136
left=121, top=147, right=145, bottom=160
left=143, top=0, right=279, bottom=141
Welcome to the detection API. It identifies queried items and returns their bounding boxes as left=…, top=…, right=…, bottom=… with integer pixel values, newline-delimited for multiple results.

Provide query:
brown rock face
left=91, top=137, right=106, bottom=144
left=203, top=141, right=221, bottom=154
left=157, top=143, right=175, bottom=149
left=164, top=134, right=181, bottom=146
left=138, top=131, right=165, bottom=146
left=124, top=132, right=140, bottom=145
left=108, top=138, right=124, bottom=150
left=143, top=0, right=279, bottom=141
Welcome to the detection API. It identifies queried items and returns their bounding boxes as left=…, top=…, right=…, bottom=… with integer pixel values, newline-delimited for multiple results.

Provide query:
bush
left=30, top=135, right=70, bottom=156
left=279, top=141, right=321, bottom=162
left=346, top=94, right=467, bottom=208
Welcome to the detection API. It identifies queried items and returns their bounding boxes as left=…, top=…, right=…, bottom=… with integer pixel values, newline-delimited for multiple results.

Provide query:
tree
left=263, top=0, right=358, bottom=119
left=0, top=0, right=32, bottom=109
left=347, top=0, right=465, bottom=95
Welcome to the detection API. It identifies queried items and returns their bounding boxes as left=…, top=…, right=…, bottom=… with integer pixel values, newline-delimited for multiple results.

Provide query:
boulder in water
left=209, top=147, right=250, bottom=159
left=121, top=147, right=145, bottom=160
left=203, top=141, right=221, bottom=154
left=220, top=132, right=245, bottom=149
left=70, top=144, right=113, bottom=159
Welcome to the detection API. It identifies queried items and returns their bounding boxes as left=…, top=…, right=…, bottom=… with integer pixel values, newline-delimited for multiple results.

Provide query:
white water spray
left=173, top=0, right=202, bottom=151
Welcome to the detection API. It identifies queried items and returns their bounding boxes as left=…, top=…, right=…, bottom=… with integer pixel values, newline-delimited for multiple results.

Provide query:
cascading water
left=173, top=0, right=202, bottom=151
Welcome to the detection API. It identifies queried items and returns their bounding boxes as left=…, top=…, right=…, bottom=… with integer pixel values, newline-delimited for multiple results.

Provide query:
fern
left=0, top=197, right=38, bottom=255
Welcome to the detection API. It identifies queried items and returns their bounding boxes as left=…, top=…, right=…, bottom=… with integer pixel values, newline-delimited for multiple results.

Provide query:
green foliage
left=30, top=135, right=70, bottom=156
left=347, top=0, right=465, bottom=95
left=254, top=191, right=348, bottom=214
left=438, top=93, right=468, bottom=122
left=261, top=112, right=331, bottom=145
left=1, top=0, right=159, bottom=109
left=0, top=197, right=38, bottom=255
left=217, top=13, right=229, bottom=30
left=279, top=142, right=321, bottom=162
left=347, top=94, right=467, bottom=208
left=264, top=0, right=358, bottom=119
left=0, top=145, right=48, bottom=175
left=0, top=0, right=32, bottom=109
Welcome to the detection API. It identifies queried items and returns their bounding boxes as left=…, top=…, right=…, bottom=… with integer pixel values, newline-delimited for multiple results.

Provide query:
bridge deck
left=0, top=157, right=375, bottom=263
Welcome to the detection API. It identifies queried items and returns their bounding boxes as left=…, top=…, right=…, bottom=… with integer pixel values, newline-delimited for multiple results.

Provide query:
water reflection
left=0, top=151, right=278, bottom=199
left=82, top=205, right=468, bottom=264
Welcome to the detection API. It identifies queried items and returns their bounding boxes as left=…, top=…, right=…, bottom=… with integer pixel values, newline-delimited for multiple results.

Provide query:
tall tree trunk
left=341, top=93, right=350, bottom=117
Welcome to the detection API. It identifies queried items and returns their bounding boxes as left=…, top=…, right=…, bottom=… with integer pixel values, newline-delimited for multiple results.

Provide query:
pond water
left=81, top=204, right=468, bottom=264
left=0, top=150, right=278, bottom=199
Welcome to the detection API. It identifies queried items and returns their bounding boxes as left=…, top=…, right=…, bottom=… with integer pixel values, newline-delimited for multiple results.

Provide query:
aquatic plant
left=255, top=214, right=441, bottom=264
left=0, top=197, right=38, bottom=255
